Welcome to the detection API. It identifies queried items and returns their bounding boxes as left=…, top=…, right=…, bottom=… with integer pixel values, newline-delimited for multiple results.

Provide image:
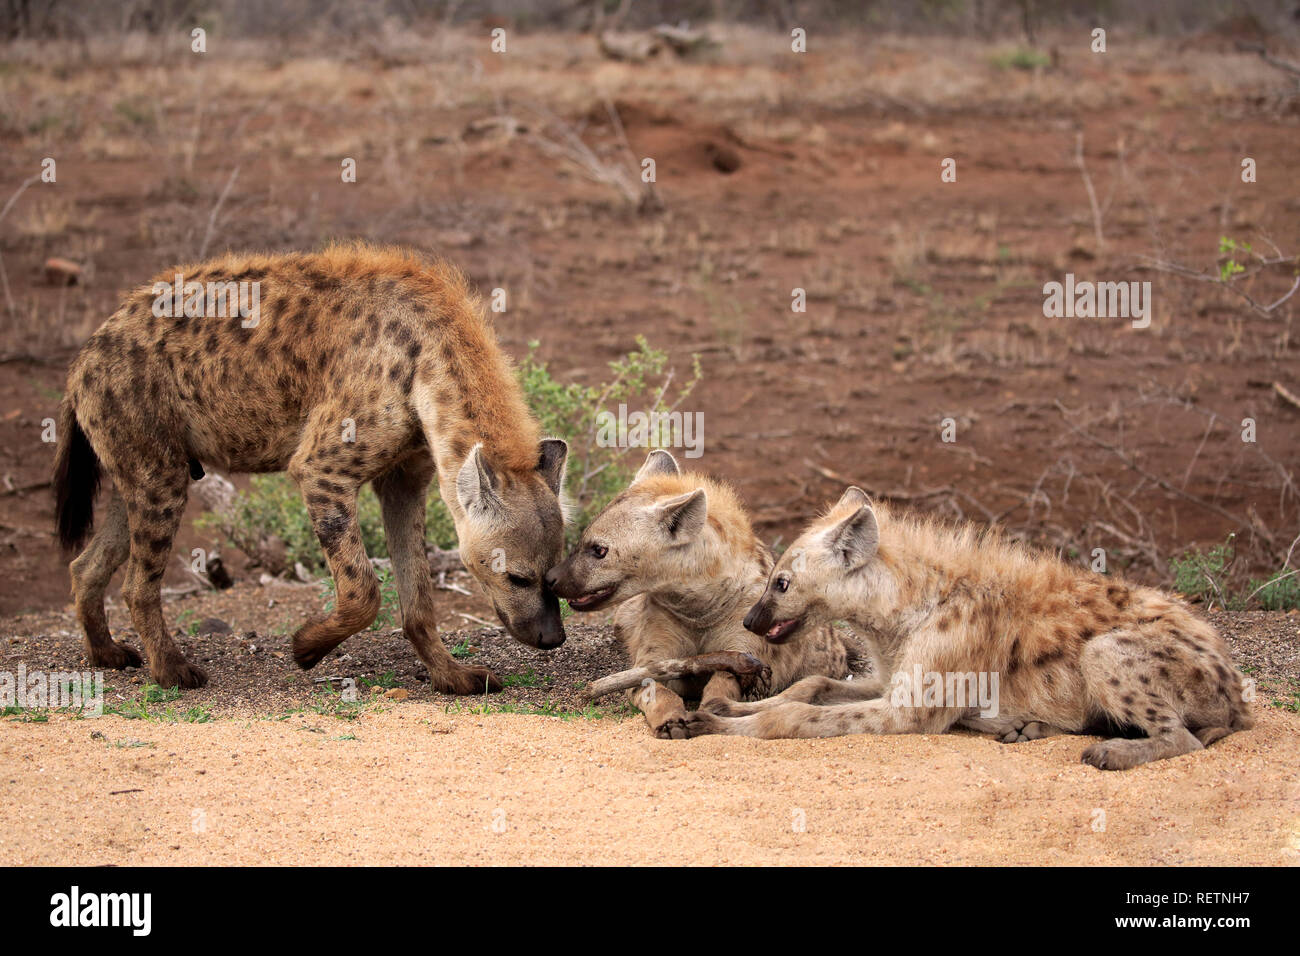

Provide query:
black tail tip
left=53, top=410, right=100, bottom=552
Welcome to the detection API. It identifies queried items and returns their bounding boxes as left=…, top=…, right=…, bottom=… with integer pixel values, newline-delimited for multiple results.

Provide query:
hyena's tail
left=53, top=400, right=100, bottom=553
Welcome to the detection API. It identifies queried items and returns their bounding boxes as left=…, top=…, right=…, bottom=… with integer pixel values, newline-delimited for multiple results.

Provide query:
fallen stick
left=1274, top=380, right=1300, bottom=411
left=581, top=651, right=770, bottom=702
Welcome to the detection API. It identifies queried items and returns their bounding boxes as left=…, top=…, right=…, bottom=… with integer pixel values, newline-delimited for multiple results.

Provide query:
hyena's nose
left=544, top=567, right=563, bottom=591
left=742, top=603, right=762, bottom=634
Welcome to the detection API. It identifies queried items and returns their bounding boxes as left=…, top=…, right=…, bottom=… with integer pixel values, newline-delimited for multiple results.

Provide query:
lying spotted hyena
left=545, top=450, right=857, bottom=738
left=53, top=243, right=568, bottom=692
left=682, top=487, right=1253, bottom=769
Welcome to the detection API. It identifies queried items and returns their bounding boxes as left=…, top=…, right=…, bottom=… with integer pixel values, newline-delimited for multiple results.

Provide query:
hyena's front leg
left=698, top=670, right=741, bottom=710
left=631, top=680, right=691, bottom=739
left=374, top=454, right=502, bottom=695
left=288, top=431, right=381, bottom=669
left=956, top=715, right=1066, bottom=743
left=703, top=674, right=885, bottom=717
left=683, top=697, right=959, bottom=740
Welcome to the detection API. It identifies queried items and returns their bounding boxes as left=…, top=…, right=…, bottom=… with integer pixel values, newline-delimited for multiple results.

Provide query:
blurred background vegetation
left=5, top=0, right=1300, bottom=41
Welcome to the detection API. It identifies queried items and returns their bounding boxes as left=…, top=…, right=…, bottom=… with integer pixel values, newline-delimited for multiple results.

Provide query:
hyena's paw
left=654, top=716, right=691, bottom=740
left=721, top=653, right=772, bottom=697
left=88, top=640, right=142, bottom=671
left=291, top=628, right=334, bottom=670
left=432, top=664, right=503, bottom=695
left=151, top=657, right=208, bottom=690
left=1081, top=739, right=1145, bottom=771
left=1000, top=720, right=1064, bottom=744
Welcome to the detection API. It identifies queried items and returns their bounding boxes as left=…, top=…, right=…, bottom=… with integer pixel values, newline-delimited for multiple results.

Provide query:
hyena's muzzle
left=544, top=555, right=620, bottom=613
left=742, top=595, right=803, bottom=644
left=497, top=589, right=567, bottom=649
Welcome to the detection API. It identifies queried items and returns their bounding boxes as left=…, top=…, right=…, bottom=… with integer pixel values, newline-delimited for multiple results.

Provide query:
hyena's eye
left=507, top=574, right=534, bottom=589
left=775, top=577, right=789, bottom=593
left=589, top=543, right=608, bottom=559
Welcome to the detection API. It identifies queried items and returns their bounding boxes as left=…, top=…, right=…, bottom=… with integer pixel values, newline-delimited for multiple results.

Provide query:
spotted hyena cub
left=545, top=450, right=859, bottom=738
left=682, top=487, right=1253, bottom=769
left=54, top=243, right=568, bottom=692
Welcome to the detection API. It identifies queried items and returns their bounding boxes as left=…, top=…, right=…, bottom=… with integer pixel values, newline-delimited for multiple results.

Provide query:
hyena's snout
left=742, top=598, right=772, bottom=636
left=543, top=562, right=573, bottom=597
left=545, top=557, right=619, bottom=612
left=505, top=587, right=567, bottom=650
left=743, top=597, right=802, bottom=644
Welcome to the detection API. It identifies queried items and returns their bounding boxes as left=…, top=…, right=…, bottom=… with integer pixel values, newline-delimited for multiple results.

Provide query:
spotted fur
left=683, top=487, right=1254, bottom=769
left=54, top=243, right=568, bottom=691
left=546, top=450, right=856, bottom=738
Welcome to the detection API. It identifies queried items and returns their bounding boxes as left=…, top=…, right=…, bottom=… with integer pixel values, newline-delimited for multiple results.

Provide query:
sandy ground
left=2, top=703, right=1297, bottom=866
left=2, top=598, right=1299, bottom=865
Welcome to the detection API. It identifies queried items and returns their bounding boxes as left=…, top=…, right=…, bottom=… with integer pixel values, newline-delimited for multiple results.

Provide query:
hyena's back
left=66, top=244, right=516, bottom=478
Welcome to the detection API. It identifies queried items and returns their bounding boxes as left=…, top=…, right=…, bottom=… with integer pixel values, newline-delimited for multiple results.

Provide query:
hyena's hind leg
left=69, top=489, right=141, bottom=670
left=111, top=458, right=207, bottom=688
left=373, top=452, right=502, bottom=695
left=1078, top=629, right=1247, bottom=770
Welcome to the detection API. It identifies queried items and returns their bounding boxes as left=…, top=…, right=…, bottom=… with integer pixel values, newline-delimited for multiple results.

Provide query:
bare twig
left=1275, top=380, right=1300, bottom=411
left=1073, top=131, right=1104, bottom=254
left=1054, top=400, right=1274, bottom=547
left=1138, top=253, right=1299, bottom=319
left=0, top=175, right=40, bottom=227
left=197, top=165, right=240, bottom=260
left=581, top=651, right=769, bottom=702
left=1237, top=41, right=1300, bottom=79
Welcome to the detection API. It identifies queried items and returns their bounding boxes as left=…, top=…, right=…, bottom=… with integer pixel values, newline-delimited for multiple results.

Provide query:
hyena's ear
left=457, top=444, right=500, bottom=515
left=634, top=449, right=680, bottom=483
left=536, top=438, right=568, bottom=496
left=827, top=503, right=878, bottom=569
left=836, top=486, right=871, bottom=510
left=656, top=488, right=707, bottom=541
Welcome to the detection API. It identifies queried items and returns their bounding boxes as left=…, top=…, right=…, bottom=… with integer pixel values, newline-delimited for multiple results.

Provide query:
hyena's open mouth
left=764, top=618, right=802, bottom=644
left=566, top=584, right=618, bottom=611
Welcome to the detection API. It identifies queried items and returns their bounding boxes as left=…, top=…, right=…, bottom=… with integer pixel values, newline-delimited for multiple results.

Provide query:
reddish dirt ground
left=2, top=29, right=1299, bottom=614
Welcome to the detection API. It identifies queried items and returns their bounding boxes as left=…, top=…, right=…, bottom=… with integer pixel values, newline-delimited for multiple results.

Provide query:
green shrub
left=1169, top=537, right=1237, bottom=609
left=518, top=335, right=701, bottom=548
left=1247, top=570, right=1300, bottom=611
left=1170, top=535, right=1300, bottom=611
left=990, top=47, right=1050, bottom=71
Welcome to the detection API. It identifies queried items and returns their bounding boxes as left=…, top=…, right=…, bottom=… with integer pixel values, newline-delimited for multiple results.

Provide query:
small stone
left=44, top=257, right=83, bottom=286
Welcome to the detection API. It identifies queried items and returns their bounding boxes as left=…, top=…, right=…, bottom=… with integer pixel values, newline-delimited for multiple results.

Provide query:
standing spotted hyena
left=683, top=487, right=1253, bottom=770
left=545, top=450, right=858, bottom=738
left=53, top=243, right=568, bottom=692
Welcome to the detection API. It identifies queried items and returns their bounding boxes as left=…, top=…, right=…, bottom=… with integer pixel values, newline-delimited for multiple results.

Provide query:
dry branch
left=1073, top=131, right=1105, bottom=254
left=1053, top=400, right=1275, bottom=548
left=1274, top=380, right=1300, bottom=411
left=581, top=651, right=770, bottom=702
